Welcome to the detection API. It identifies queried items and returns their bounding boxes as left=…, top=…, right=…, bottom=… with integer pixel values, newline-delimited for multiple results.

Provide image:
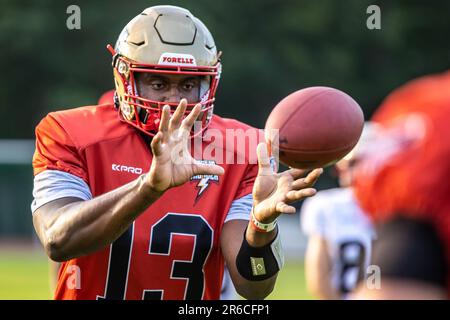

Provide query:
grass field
left=0, top=249, right=312, bottom=300
left=267, top=260, right=313, bottom=300
left=0, top=250, right=52, bottom=299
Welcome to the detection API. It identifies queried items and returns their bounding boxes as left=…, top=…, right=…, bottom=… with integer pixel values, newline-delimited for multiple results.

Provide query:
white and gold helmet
left=108, top=5, right=221, bottom=136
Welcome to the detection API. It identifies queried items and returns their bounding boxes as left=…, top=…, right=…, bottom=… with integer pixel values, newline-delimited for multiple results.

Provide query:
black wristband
left=235, top=227, right=284, bottom=281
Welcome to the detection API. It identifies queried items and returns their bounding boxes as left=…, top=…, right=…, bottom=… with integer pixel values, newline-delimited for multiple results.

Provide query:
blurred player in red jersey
left=352, top=70, right=450, bottom=299
left=97, top=90, right=115, bottom=105
left=31, top=5, right=322, bottom=300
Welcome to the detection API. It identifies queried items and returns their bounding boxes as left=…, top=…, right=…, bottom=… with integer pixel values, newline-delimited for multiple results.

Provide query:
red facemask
left=108, top=45, right=221, bottom=137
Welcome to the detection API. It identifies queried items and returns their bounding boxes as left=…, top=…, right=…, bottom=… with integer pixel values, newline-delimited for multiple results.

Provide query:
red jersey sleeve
left=33, top=113, right=88, bottom=183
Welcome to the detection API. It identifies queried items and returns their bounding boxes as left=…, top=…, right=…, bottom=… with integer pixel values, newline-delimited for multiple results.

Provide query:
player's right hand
left=144, top=99, right=224, bottom=194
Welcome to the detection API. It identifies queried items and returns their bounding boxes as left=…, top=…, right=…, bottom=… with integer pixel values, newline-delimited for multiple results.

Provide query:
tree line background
left=0, top=0, right=449, bottom=238
left=2, top=0, right=450, bottom=139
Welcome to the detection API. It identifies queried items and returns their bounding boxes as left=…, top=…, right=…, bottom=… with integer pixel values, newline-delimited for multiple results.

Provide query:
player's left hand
left=252, top=142, right=323, bottom=223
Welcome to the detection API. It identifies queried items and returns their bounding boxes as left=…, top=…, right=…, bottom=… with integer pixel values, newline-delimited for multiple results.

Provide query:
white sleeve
left=300, top=196, right=325, bottom=236
left=224, top=193, right=253, bottom=223
left=31, top=170, right=93, bottom=213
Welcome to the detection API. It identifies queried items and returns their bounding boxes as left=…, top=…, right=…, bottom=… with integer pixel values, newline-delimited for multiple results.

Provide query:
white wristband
left=250, top=208, right=277, bottom=233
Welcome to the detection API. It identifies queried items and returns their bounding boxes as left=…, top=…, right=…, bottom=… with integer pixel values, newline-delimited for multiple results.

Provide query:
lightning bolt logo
left=190, top=160, right=219, bottom=202
left=196, top=176, right=211, bottom=197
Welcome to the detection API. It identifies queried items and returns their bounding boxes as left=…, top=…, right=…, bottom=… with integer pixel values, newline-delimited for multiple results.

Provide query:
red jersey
left=33, top=103, right=261, bottom=300
left=353, top=70, right=450, bottom=288
left=98, top=90, right=115, bottom=105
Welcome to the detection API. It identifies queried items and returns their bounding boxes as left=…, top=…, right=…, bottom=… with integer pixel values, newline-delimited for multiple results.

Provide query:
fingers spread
left=291, top=168, right=323, bottom=189
left=169, top=99, right=187, bottom=132
left=304, top=168, right=323, bottom=185
left=288, top=167, right=323, bottom=183
left=286, top=188, right=316, bottom=202
left=159, top=105, right=170, bottom=134
left=291, top=178, right=307, bottom=190
left=150, top=131, right=164, bottom=157
left=287, top=168, right=307, bottom=180
left=257, top=142, right=273, bottom=176
left=182, top=103, right=201, bottom=132
left=275, top=202, right=296, bottom=214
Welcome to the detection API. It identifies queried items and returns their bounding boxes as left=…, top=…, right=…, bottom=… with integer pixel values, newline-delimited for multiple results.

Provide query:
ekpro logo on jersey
left=112, top=164, right=143, bottom=175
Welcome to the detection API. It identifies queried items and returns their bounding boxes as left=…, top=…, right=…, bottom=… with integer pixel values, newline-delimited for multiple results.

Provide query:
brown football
left=265, top=87, right=364, bottom=169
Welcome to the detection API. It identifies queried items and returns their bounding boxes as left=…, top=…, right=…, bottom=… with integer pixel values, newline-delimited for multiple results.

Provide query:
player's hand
left=145, top=99, right=224, bottom=193
left=252, top=142, right=322, bottom=223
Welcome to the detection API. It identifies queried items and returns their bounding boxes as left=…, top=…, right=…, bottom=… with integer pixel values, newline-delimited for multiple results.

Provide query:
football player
left=97, top=89, right=239, bottom=300
left=300, top=123, right=377, bottom=299
left=352, top=70, right=450, bottom=299
left=98, top=89, right=240, bottom=300
left=31, top=5, right=322, bottom=300
left=97, top=89, right=115, bottom=105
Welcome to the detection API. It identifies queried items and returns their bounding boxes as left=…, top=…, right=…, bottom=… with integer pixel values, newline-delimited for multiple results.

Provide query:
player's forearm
left=41, top=174, right=161, bottom=262
left=245, top=220, right=277, bottom=247
left=228, top=256, right=278, bottom=300
left=308, top=278, right=340, bottom=300
left=234, top=274, right=277, bottom=300
left=305, top=261, right=334, bottom=299
left=231, top=223, right=278, bottom=299
left=221, top=220, right=279, bottom=299
left=304, top=238, right=340, bottom=299
left=237, top=223, right=278, bottom=298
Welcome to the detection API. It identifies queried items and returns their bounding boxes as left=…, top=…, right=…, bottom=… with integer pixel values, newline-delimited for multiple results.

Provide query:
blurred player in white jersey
left=300, top=123, right=378, bottom=299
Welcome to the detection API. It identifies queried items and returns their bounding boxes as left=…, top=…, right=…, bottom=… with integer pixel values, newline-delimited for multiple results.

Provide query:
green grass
left=268, top=261, right=313, bottom=300
left=0, top=250, right=52, bottom=300
left=0, top=249, right=312, bottom=300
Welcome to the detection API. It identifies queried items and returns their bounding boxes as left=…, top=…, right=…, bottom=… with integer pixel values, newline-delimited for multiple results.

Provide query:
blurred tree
left=1, top=0, right=449, bottom=137
left=1, top=0, right=450, bottom=237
